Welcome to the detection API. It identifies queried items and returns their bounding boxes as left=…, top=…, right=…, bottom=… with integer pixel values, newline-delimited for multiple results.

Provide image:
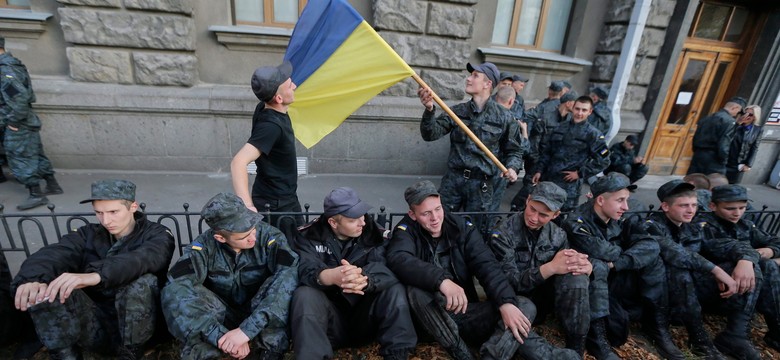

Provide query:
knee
left=514, top=296, right=537, bottom=320
left=377, top=283, right=410, bottom=308
left=560, top=273, right=589, bottom=291
left=406, top=286, right=435, bottom=310
left=292, top=286, right=328, bottom=314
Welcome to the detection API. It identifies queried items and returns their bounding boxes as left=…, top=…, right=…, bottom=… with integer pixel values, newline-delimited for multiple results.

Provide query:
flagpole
left=411, top=73, right=509, bottom=174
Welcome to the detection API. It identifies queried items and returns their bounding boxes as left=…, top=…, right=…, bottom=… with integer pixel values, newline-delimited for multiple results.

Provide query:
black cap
left=251, top=61, right=293, bottom=102
left=201, top=193, right=261, bottom=233
left=529, top=182, right=567, bottom=212
left=711, top=185, right=748, bottom=203
left=499, top=71, right=514, bottom=81
left=591, top=86, right=608, bottom=100
left=560, top=92, right=577, bottom=103
left=80, top=179, right=136, bottom=204
left=404, top=180, right=440, bottom=206
left=466, top=62, right=500, bottom=89
left=548, top=81, right=563, bottom=92
left=512, top=74, right=529, bottom=82
left=590, top=173, right=637, bottom=197
left=625, top=134, right=638, bottom=145
left=727, top=96, right=747, bottom=109
left=322, top=187, right=372, bottom=219
left=657, top=180, right=695, bottom=202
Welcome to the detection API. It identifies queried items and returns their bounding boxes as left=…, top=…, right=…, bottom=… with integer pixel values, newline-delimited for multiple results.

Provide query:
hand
left=634, top=156, right=644, bottom=164
left=439, top=279, right=468, bottom=314
left=607, top=262, right=614, bottom=270
left=757, top=248, right=774, bottom=260
left=712, top=266, right=737, bottom=298
left=218, top=328, right=250, bottom=356
left=562, top=170, right=579, bottom=182
left=518, top=120, right=528, bottom=136
left=732, top=260, right=756, bottom=294
left=247, top=206, right=258, bottom=213
left=338, top=259, right=368, bottom=295
left=499, top=303, right=531, bottom=343
left=45, top=273, right=101, bottom=304
left=531, top=173, right=541, bottom=184
left=540, top=250, right=573, bottom=278
left=566, top=250, right=592, bottom=276
left=7, top=125, right=18, bottom=131
left=501, top=168, right=518, bottom=183
left=231, top=342, right=251, bottom=359
left=14, top=282, right=48, bottom=311
left=417, top=87, right=434, bottom=111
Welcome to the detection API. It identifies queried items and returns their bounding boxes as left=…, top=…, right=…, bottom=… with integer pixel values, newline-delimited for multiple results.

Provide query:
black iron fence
left=2, top=202, right=779, bottom=263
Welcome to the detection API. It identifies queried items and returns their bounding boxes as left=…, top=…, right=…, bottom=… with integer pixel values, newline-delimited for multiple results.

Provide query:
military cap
left=561, top=81, right=573, bottom=90
left=467, top=62, right=500, bottom=89
left=591, top=173, right=637, bottom=198
left=79, top=179, right=136, bottom=204
left=201, top=193, right=261, bottom=233
left=726, top=96, right=747, bottom=109
left=322, top=187, right=372, bottom=219
left=591, top=86, right=609, bottom=100
left=657, top=179, right=695, bottom=202
left=512, top=74, right=529, bottom=82
left=548, top=81, right=563, bottom=92
left=560, top=92, right=578, bottom=103
left=529, top=182, right=567, bottom=212
left=711, top=185, right=748, bottom=203
left=404, top=180, right=440, bottom=207
left=499, top=71, right=514, bottom=81
left=625, top=134, right=639, bottom=145
left=251, top=61, right=293, bottom=102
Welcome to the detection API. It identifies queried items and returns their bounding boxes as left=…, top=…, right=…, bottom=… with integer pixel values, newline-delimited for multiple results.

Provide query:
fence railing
left=2, top=202, right=779, bottom=262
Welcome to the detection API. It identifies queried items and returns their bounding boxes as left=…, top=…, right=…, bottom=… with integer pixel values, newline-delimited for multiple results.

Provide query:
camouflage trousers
left=589, top=256, right=668, bottom=320
left=3, top=127, right=54, bottom=187
left=439, top=170, right=504, bottom=236
left=163, top=284, right=289, bottom=359
left=756, top=259, right=780, bottom=333
left=524, top=273, right=590, bottom=340
left=27, top=273, right=158, bottom=353
left=406, top=286, right=578, bottom=360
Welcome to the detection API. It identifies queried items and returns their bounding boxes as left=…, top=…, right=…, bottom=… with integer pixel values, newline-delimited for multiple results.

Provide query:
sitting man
left=291, top=187, right=416, bottom=359
left=387, top=180, right=576, bottom=360
left=605, top=135, right=648, bottom=184
left=162, top=193, right=298, bottom=360
left=564, top=173, right=684, bottom=360
left=490, top=182, right=591, bottom=356
left=12, top=179, right=175, bottom=359
left=698, top=184, right=778, bottom=358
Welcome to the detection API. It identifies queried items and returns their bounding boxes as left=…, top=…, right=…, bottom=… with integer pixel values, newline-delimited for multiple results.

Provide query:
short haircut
left=662, top=189, right=697, bottom=204
left=496, top=86, right=515, bottom=104
left=683, top=173, right=710, bottom=190
left=707, top=173, right=728, bottom=189
left=575, top=96, right=593, bottom=108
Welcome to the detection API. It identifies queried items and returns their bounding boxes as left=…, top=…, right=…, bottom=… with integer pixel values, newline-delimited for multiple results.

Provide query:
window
left=1, top=0, right=30, bottom=9
left=491, top=0, right=573, bottom=52
left=233, top=0, right=306, bottom=28
left=689, top=2, right=749, bottom=43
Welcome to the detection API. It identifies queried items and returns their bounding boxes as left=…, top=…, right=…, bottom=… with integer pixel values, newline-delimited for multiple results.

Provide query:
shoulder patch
left=600, top=148, right=609, bottom=156
left=396, top=224, right=407, bottom=231
left=576, top=226, right=591, bottom=235
left=491, top=231, right=500, bottom=238
left=276, top=249, right=295, bottom=267
left=577, top=217, right=584, bottom=223
left=169, top=258, right=194, bottom=279
left=466, top=221, right=473, bottom=227
left=599, top=135, right=605, bottom=139
left=699, top=222, right=707, bottom=228
left=645, top=219, right=653, bottom=223
left=191, top=242, right=203, bottom=251
left=267, top=238, right=276, bottom=247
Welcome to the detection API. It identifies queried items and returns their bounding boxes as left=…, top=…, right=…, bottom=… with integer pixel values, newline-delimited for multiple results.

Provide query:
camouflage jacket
left=640, top=212, right=716, bottom=273
left=697, top=212, right=774, bottom=264
left=387, top=212, right=516, bottom=308
left=421, top=98, right=523, bottom=175
left=12, top=212, right=175, bottom=302
left=165, top=223, right=298, bottom=340
left=293, top=215, right=397, bottom=305
left=692, top=109, right=736, bottom=162
left=489, top=212, right=570, bottom=294
left=608, top=142, right=636, bottom=169
left=564, top=205, right=659, bottom=271
left=523, top=98, right=560, bottom=159
left=587, top=101, right=612, bottom=135
left=0, top=52, right=40, bottom=129
left=537, top=118, right=610, bottom=180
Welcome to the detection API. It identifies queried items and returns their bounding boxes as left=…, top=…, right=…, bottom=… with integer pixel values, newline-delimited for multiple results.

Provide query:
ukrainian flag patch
left=267, top=238, right=276, bottom=246
left=396, top=224, right=408, bottom=231
left=192, top=242, right=203, bottom=251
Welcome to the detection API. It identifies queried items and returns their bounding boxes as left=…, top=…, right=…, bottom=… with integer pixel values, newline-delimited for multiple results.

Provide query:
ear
left=660, top=202, right=670, bottom=212
left=595, top=194, right=605, bottom=207
left=213, top=233, right=227, bottom=244
left=709, top=202, right=716, bottom=212
left=129, top=201, right=139, bottom=212
left=327, top=217, right=338, bottom=230
left=407, top=209, right=416, bottom=221
left=551, top=211, right=561, bottom=220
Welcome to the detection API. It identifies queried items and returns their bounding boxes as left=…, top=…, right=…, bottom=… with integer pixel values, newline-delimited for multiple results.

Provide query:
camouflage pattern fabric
left=606, top=142, right=648, bottom=183
left=587, top=101, right=612, bottom=136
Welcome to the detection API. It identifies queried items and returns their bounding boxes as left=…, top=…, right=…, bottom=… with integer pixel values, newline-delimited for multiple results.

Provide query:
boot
left=686, top=319, right=725, bottom=360
left=43, top=175, right=63, bottom=195
left=643, top=307, right=685, bottom=360
left=585, top=318, right=620, bottom=360
left=17, top=185, right=48, bottom=210
left=48, top=346, right=83, bottom=360
left=565, top=333, right=586, bottom=358
left=764, top=312, right=780, bottom=351
left=713, top=312, right=761, bottom=360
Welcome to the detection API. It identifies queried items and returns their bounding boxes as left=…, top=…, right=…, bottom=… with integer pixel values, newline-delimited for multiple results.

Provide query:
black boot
left=43, top=175, right=63, bottom=195
left=17, top=185, right=48, bottom=210
left=643, top=307, right=685, bottom=360
left=565, top=333, right=586, bottom=358
left=586, top=318, right=620, bottom=360
left=713, top=312, right=761, bottom=360
left=686, top=318, right=725, bottom=360
left=48, top=346, right=83, bottom=360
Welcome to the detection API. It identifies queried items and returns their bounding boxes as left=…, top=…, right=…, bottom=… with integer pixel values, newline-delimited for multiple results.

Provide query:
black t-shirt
left=248, top=104, right=298, bottom=200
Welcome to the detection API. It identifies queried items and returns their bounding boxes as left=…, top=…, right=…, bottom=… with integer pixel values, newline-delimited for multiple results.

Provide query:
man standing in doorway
left=688, top=96, right=746, bottom=175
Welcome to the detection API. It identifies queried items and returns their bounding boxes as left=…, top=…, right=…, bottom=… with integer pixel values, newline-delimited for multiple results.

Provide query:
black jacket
left=692, top=109, right=736, bottom=162
left=387, top=212, right=515, bottom=307
left=13, top=212, right=175, bottom=302
left=293, top=215, right=397, bottom=304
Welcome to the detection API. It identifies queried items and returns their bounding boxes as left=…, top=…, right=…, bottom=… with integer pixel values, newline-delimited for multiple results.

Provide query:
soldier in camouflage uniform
left=533, top=96, right=611, bottom=212
left=688, top=97, right=747, bottom=175
left=490, top=182, right=591, bottom=357
left=387, top=181, right=578, bottom=360
left=0, top=37, right=63, bottom=210
left=637, top=180, right=748, bottom=359
left=605, top=135, right=648, bottom=184
left=417, top=62, right=522, bottom=232
left=162, top=192, right=298, bottom=360
left=12, top=179, right=175, bottom=360
left=698, top=185, right=779, bottom=358
left=563, top=173, right=684, bottom=360
left=290, top=187, right=416, bottom=359
left=587, top=86, right=612, bottom=136
left=495, top=72, right=528, bottom=120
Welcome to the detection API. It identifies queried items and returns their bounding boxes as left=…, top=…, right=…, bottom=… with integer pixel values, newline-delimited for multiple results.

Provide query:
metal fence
left=2, top=202, right=779, bottom=262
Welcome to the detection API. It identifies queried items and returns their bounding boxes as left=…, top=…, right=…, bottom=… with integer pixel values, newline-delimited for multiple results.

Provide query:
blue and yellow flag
left=284, top=0, right=415, bottom=148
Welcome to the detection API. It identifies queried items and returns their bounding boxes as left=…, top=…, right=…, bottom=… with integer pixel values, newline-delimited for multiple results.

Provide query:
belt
left=456, top=168, right=490, bottom=180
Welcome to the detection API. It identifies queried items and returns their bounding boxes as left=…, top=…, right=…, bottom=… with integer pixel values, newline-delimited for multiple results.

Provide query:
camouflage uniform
left=422, top=98, right=522, bottom=231
left=587, top=101, right=612, bottom=136
left=605, top=142, right=648, bottom=184
left=0, top=51, right=55, bottom=188
left=688, top=109, right=737, bottom=175
left=536, top=118, right=610, bottom=211
left=489, top=206, right=589, bottom=353
left=162, top=193, right=298, bottom=359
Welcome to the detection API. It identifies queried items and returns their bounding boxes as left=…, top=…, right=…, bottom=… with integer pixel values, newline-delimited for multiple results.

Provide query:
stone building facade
left=3, top=0, right=780, bottom=184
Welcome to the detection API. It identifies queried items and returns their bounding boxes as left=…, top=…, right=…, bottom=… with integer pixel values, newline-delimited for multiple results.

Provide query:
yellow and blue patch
left=267, top=238, right=276, bottom=247
left=396, top=224, right=408, bottom=231
left=191, top=242, right=203, bottom=251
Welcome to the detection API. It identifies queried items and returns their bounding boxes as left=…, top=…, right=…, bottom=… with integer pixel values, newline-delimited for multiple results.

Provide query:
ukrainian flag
left=284, top=0, right=415, bottom=148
